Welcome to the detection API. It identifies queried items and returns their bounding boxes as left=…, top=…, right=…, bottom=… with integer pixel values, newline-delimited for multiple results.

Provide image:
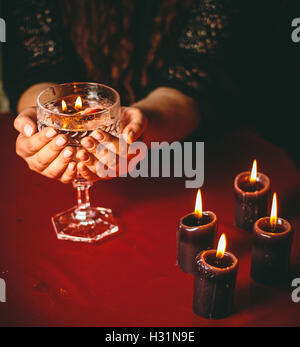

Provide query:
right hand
left=14, top=107, right=78, bottom=184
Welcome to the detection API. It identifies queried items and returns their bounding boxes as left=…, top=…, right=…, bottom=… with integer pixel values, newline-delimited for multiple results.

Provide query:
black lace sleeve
left=2, top=0, right=77, bottom=111
left=165, top=0, right=239, bottom=103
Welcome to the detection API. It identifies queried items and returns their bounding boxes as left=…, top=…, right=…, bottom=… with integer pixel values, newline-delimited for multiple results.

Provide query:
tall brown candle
left=177, top=190, right=218, bottom=274
left=234, top=160, right=270, bottom=231
left=251, top=193, right=294, bottom=285
left=193, top=234, right=239, bottom=319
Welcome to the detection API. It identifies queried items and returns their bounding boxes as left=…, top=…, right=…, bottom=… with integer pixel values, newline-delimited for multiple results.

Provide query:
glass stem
left=73, top=177, right=92, bottom=221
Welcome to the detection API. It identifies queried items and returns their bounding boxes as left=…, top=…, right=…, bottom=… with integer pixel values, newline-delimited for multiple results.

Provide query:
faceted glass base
left=52, top=206, right=119, bottom=243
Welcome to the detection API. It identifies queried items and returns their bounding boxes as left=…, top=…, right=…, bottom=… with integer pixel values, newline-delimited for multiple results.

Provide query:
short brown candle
left=177, top=190, right=218, bottom=274
left=193, top=234, right=239, bottom=319
left=234, top=160, right=270, bottom=231
left=251, top=193, right=294, bottom=285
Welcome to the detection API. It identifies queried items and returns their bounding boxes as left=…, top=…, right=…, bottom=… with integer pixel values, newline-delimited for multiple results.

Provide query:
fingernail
left=64, top=149, right=73, bottom=158
left=93, top=131, right=104, bottom=142
left=82, top=139, right=94, bottom=149
left=24, top=124, right=33, bottom=137
left=78, top=162, right=86, bottom=172
left=46, top=128, right=57, bottom=139
left=81, top=152, right=89, bottom=162
left=56, top=136, right=67, bottom=147
left=68, top=162, right=76, bottom=172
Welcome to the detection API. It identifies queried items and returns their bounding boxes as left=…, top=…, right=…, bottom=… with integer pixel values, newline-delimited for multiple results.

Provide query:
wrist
left=17, top=82, right=56, bottom=113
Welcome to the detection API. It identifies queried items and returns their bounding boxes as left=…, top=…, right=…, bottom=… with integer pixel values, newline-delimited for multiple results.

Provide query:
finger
left=76, top=149, right=99, bottom=175
left=14, top=107, right=38, bottom=137
left=96, top=152, right=119, bottom=178
left=121, top=107, right=147, bottom=143
left=95, top=160, right=118, bottom=180
left=59, top=161, right=77, bottom=184
left=102, top=149, right=143, bottom=178
left=76, top=149, right=97, bottom=167
left=16, top=126, right=59, bottom=157
left=83, top=130, right=127, bottom=157
left=77, top=162, right=103, bottom=182
left=80, top=136, right=99, bottom=155
left=122, top=121, right=146, bottom=144
left=90, top=130, right=121, bottom=153
left=29, top=135, right=69, bottom=172
left=95, top=152, right=138, bottom=178
left=42, top=146, right=75, bottom=179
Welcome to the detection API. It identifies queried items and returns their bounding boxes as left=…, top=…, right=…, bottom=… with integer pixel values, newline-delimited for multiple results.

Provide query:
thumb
left=14, top=107, right=38, bottom=137
left=121, top=107, right=148, bottom=144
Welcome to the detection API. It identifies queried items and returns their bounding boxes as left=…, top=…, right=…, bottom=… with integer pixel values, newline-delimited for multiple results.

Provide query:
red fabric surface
left=0, top=114, right=299, bottom=327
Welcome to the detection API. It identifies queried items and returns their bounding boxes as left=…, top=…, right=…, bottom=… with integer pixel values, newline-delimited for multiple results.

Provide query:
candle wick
left=215, top=257, right=221, bottom=267
left=195, top=213, right=202, bottom=225
left=271, top=223, right=276, bottom=233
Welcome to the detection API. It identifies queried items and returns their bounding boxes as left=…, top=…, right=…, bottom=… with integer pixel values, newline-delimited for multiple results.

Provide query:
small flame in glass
left=75, top=96, right=82, bottom=111
left=61, top=100, right=67, bottom=112
left=250, top=159, right=257, bottom=184
left=194, top=189, right=203, bottom=219
left=270, top=193, right=277, bottom=228
left=216, top=234, right=226, bottom=260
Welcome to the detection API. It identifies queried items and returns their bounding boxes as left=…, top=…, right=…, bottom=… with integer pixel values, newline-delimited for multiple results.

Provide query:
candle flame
left=61, top=100, right=67, bottom=112
left=270, top=193, right=278, bottom=228
left=250, top=159, right=257, bottom=184
left=75, top=96, right=82, bottom=111
left=216, top=234, right=226, bottom=260
left=194, top=189, right=203, bottom=218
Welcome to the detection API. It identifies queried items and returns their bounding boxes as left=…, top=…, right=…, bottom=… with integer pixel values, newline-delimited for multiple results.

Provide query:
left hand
left=76, top=106, right=148, bottom=181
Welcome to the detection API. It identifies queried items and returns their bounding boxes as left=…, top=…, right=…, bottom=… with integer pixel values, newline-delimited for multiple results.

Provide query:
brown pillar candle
left=177, top=190, right=218, bottom=274
left=234, top=160, right=270, bottom=231
left=251, top=193, right=294, bottom=285
left=193, top=234, right=239, bottom=319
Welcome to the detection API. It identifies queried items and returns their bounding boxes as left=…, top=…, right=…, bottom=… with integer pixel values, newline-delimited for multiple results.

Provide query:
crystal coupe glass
left=37, top=83, right=121, bottom=243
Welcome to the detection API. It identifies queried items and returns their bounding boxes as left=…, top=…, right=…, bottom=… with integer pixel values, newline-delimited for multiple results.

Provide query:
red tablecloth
left=0, top=114, right=299, bottom=327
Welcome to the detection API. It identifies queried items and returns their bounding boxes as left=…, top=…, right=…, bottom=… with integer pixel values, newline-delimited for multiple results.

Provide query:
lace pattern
left=12, top=0, right=65, bottom=70
left=168, top=0, right=238, bottom=99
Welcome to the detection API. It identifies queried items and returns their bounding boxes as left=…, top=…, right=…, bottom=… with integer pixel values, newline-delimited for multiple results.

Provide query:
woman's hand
left=14, top=106, right=148, bottom=183
left=14, top=107, right=77, bottom=184
left=14, top=87, right=198, bottom=184
left=77, top=106, right=148, bottom=181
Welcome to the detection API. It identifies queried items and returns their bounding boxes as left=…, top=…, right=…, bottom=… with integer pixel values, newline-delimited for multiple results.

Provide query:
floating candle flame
left=270, top=193, right=277, bottom=228
left=194, top=189, right=203, bottom=219
left=61, top=100, right=67, bottom=112
left=250, top=159, right=257, bottom=184
left=75, top=96, right=82, bottom=111
left=216, top=234, right=226, bottom=260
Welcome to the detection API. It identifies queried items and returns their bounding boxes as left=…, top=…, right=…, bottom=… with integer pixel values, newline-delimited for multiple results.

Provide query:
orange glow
left=61, top=100, right=67, bottom=112
left=270, top=193, right=278, bottom=228
left=216, top=234, right=226, bottom=260
left=75, top=96, right=82, bottom=111
left=194, top=189, right=203, bottom=218
left=250, top=159, right=257, bottom=184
